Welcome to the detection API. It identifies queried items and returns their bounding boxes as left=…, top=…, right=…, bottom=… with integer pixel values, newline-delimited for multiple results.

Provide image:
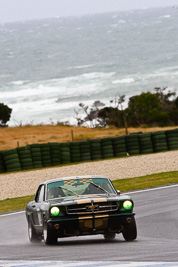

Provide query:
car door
left=31, top=184, right=45, bottom=229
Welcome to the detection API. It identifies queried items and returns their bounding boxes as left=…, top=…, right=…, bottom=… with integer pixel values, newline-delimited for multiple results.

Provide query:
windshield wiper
left=58, top=186, right=80, bottom=197
left=89, top=182, right=110, bottom=196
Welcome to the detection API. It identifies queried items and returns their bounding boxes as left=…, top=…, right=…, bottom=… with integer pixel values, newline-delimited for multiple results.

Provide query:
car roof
left=43, top=175, right=109, bottom=185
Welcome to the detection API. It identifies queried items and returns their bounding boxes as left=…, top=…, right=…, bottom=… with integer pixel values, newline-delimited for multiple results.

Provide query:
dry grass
left=0, top=124, right=177, bottom=151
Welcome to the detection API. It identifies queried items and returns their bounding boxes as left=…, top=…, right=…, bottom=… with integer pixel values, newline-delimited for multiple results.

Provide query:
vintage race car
left=26, top=175, right=137, bottom=245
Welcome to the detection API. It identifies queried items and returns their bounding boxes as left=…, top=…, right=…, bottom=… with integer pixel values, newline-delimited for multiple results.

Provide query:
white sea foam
left=163, top=15, right=171, bottom=18
left=68, top=64, right=96, bottom=70
left=112, top=78, right=135, bottom=84
left=2, top=71, right=115, bottom=101
left=2, top=71, right=116, bottom=126
left=141, top=67, right=178, bottom=81
left=11, top=80, right=29, bottom=86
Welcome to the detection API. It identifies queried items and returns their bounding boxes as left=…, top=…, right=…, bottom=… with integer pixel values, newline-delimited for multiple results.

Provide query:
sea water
left=0, top=7, right=178, bottom=126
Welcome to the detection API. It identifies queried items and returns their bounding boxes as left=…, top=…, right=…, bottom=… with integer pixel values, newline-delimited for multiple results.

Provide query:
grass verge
left=0, top=171, right=178, bottom=214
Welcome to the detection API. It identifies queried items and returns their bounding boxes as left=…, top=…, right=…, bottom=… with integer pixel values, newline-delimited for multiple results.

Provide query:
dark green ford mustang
left=26, top=175, right=137, bottom=245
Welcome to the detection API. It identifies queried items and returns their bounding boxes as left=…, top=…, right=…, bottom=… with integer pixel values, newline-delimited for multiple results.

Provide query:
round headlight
left=50, top=207, right=60, bottom=216
left=123, top=200, right=132, bottom=210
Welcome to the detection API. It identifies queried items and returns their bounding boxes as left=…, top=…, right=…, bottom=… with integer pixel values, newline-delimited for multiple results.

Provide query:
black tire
left=168, top=144, right=178, bottom=150
left=43, top=221, right=57, bottom=245
left=153, top=145, right=168, bottom=152
left=51, top=158, right=60, bottom=162
left=4, top=154, right=19, bottom=161
left=70, top=150, right=80, bottom=155
left=21, top=162, right=33, bottom=167
left=32, top=164, right=43, bottom=168
left=7, top=167, right=21, bottom=172
left=31, top=157, right=42, bottom=162
left=31, top=153, right=41, bottom=158
left=101, top=141, right=113, bottom=146
left=61, top=160, right=71, bottom=164
left=61, top=151, right=70, bottom=156
left=102, top=153, right=114, bottom=159
left=41, top=155, right=51, bottom=160
left=113, top=147, right=127, bottom=153
left=151, top=131, right=166, bottom=137
left=113, top=143, right=127, bottom=149
left=114, top=152, right=127, bottom=157
left=30, top=148, right=41, bottom=153
left=29, top=144, right=41, bottom=148
left=28, top=219, right=41, bottom=243
left=139, top=133, right=151, bottom=139
left=90, top=143, right=101, bottom=149
left=19, top=158, right=33, bottom=164
left=126, top=144, right=140, bottom=150
left=140, top=143, right=153, bottom=149
left=90, top=148, right=102, bottom=153
left=2, top=149, right=17, bottom=157
left=51, top=152, right=61, bottom=157
left=104, top=232, right=116, bottom=240
left=41, top=152, right=51, bottom=157
left=167, top=137, right=178, bottom=142
left=140, top=149, right=154, bottom=154
left=21, top=166, right=33, bottom=170
left=126, top=140, right=139, bottom=146
left=167, top=140, right=178, bottom=146
left=91, top=154, right=102, bottom=160
left=112, top=136, right=125, bottom=142
left=122, top=217, right=137, bottom=241
left=166, top=133, right=178, bottom=138
left=125, top=136, right=139, bottom=142
left=5, top=158, right=21, bottom=166
left=101, top=148, right=113, bottom=154
left=81, top=156, right=91, bottom=161
left=5, top=162, right=21, bottom=169
left=51, top=163, right=61, bottom=166
left=152, top=138, right=167, bottom=144
left=18, top=153, right=32, bottom=159
left=127, top=150, right=140, bottom=155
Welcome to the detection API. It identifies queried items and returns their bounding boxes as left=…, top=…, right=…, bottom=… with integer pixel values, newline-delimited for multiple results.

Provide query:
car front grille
left=66, top=201, right=118, bottom=215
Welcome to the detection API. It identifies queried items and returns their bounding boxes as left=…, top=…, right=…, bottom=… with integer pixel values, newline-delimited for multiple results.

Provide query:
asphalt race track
left=0, top=185, right=178, bottom=263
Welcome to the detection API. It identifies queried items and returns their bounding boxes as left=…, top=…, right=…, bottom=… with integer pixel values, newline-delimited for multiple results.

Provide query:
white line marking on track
left=0, top=210, right=25, bottom=217
left=0, top=261, right=178, bottom=267
left=127, top=184, right=178, bottom=195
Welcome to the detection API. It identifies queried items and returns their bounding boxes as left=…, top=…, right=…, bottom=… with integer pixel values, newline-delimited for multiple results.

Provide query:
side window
left=35, top=185, right=45, bottom=202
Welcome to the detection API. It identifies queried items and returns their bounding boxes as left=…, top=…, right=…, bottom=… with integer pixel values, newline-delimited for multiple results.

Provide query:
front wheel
left=28, top=219, right=41, bottom=243
left=103, top=232, right=116, bottom=240
left=43, top=221, right=57, bottom=245
left=122, top=217, right=137, bottom=241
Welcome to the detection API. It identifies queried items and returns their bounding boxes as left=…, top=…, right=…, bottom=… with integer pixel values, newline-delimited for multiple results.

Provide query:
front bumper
left=47, top=212, right=135, bottom=237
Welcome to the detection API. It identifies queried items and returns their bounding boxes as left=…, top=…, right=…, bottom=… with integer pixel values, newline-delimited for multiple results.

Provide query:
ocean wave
left=68, top=64, right=96, bottom=70
left=111, top=20, right=126, bottom=27
left=10, top=80, right=29, bottom=86
left=1, top=71, right=115, bottom=103
left=112, top=78, right=135, bottom=84
left=161, top=15, right=171, bottom=19
left=141, top=66, right=178, bottom=81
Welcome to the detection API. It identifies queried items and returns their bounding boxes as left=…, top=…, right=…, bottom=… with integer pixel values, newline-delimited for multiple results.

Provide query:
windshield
left=47, top=177, right=116, bottom=200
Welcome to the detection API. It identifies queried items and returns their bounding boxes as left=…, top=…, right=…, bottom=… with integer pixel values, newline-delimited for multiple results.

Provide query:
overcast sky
left=0, top=0, right=177, bottom=23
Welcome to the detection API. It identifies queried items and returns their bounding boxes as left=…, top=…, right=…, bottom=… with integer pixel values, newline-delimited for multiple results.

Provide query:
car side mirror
left=117, top=190, right=120, bottom=196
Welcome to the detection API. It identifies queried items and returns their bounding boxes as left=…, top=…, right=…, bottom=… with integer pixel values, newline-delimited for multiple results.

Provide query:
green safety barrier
left=0, top=129, right=177, bottom=173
